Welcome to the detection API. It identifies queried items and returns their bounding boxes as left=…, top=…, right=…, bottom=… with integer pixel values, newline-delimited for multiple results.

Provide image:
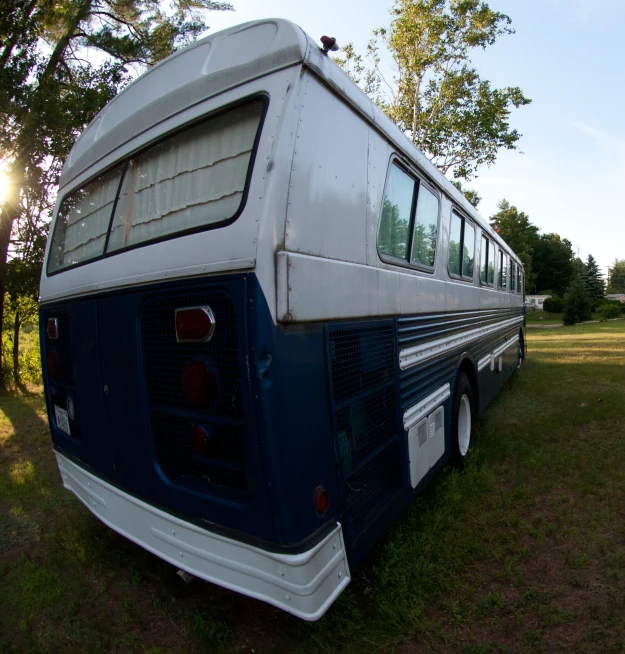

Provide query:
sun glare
left=0, top=170, right=8, bottom=205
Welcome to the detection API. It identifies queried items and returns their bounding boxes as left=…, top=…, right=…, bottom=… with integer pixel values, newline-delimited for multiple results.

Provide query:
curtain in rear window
left=47, top=100, right=264, bottom=274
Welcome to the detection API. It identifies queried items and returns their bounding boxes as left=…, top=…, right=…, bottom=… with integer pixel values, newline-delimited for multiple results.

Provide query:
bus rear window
left=47, top=100, right=265, bottom=274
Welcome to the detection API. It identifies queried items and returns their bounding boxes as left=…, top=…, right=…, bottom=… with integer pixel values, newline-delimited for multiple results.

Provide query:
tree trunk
left=0, top=0, right=93, bottom=391
left=12, top=309, right=20, bottom=389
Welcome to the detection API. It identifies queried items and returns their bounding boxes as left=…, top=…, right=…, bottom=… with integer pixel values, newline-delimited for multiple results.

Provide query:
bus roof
left=59, top=18, right=521, bottom=269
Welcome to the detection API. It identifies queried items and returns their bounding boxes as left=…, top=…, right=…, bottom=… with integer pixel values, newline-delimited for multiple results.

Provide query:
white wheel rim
left=458, top=394, right=471, bottom=457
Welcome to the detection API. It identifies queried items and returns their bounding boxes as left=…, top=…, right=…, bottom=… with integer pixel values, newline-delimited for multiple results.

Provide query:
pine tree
left=583, top=254, right=605, bottom=301
left=563, top=275, right=592, bottom=325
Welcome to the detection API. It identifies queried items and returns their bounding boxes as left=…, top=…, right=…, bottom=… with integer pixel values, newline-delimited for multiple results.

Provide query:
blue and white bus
left=40, top=19, right=525, bottom=621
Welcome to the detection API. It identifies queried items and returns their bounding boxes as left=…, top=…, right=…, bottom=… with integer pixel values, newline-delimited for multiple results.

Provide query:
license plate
left=54, top=405, right=71, bottom=435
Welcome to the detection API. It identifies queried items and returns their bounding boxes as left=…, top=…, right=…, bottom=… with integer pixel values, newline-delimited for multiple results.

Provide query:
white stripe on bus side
left=477, top=333, right=520, bottom=372
left=399, top=315, right=524, bottom=370
left=403, top=383, right=451, bottom=431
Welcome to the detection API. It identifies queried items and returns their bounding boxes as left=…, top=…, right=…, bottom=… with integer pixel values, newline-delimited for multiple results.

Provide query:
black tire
left=450, top=371, right=475, bottom=468
left=517, top=331, right=525, bottom=369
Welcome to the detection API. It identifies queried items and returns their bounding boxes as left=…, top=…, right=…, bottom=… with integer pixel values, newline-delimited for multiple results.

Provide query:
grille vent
left=327, top=323, right=401, bottom=539
left=141, top=288, right=249, bottom=496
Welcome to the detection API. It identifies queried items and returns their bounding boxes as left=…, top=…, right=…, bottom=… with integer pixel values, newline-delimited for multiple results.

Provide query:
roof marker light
left=320, top=36, right=339, bottom=54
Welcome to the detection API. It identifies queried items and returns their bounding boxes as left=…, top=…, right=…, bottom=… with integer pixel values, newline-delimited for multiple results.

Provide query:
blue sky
left=207, top=0, right=625, bottom=279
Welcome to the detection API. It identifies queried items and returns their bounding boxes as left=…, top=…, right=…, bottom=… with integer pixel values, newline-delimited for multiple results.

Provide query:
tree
left=0, top=0, right=232, bottom=392
left=608, top=259, right=625, bottom=293
left=336, top=0, right=531, bottom=180
left=489, top=200, right=538, bottom=291
left=582, top=254, right=605, bottom=301
left=532, top=233, right=574, bottom=296
left=451, top=180, right=480, bottom=207
left=563, top=275, right=592, bottom=325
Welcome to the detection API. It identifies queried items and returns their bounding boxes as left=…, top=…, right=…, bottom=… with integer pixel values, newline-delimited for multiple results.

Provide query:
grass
left=525, top=310, right=564, bottom=324
left=1, top=322, right=625, bottom=652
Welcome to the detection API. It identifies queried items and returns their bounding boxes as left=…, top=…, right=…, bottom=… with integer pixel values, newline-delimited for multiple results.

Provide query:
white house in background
left=526, top=294, right=552, bottom=309
left=606, top=293, right=625, bottom=303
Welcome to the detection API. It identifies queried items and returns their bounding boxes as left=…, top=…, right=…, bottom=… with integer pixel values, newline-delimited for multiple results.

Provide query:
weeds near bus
left=2, top=321, right=625, bottom=652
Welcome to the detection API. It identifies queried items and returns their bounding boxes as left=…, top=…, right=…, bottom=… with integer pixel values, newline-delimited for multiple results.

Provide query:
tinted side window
left=462, top=222, right=475, bottom=279
left=481, top=236, right=496, bottom=286
left=510, top=260, right=516, bottom=292
left=378, top=165, right=415, bottom=260
left=448, top=213, right=463, bottom=276
left=480, top=236, right=488, bottom=284
left=488, top=242, right=495, bottom=285
left=410, top=185, right=439, bottom=268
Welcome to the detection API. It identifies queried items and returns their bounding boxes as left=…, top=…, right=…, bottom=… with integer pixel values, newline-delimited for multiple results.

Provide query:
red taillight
left=313, top=486, right=330, bottom=516
left=191, top=425, right=208, bottom=453
left=47, top=350, right=59, bottom=380
left=175, top=306, right=215, bottom=343
left=183, top=360, right=217, bottom=408
left=47, top=318, right=58, bottom=340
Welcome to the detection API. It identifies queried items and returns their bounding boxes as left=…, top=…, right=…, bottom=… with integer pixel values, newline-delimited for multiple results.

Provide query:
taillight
left=175, top=306, right=215, bottom=343
left=313, top=486, right=330, bottom=516
left=46, top=318, right=58, bottom=340
left=183, top=360, right=217, bottom=409
left=191, top=425, right=208, bottom=453
left=47, top=350, right=59, bottom=380
left=190, top=425, right=218, bottom=457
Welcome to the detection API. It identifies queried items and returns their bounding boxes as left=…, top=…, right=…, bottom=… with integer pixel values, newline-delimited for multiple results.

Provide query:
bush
left=563, top=277, right=592, bottom=325
left=596, top=300, right=623, bottom=321
left=543, top=296, right=563, bottom=313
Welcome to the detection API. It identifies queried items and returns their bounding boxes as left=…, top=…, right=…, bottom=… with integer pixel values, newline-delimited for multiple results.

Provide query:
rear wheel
left=517, top=331, right=525, bottom=369
left=451, top=372, right=474, bottom=467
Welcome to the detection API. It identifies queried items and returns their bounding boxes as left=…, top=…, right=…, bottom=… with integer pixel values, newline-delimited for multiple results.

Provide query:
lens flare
left=0, top=171, right=8, bottom=204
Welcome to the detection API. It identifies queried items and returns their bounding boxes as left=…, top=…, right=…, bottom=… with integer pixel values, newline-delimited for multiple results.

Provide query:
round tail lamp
left=183, top=360, right=218, bottom=409
left=313, top=486, right=330, bottom=516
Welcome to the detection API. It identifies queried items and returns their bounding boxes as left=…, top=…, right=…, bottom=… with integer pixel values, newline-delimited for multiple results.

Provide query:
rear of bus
left=39, top=19, right=349, bottom=621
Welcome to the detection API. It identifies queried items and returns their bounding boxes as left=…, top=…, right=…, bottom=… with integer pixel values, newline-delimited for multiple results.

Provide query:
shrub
left=563, top=277, right=592, bottom=325
left=596, top=301, right=623, bottom=321
left=542, top=296, right=563, bottom=313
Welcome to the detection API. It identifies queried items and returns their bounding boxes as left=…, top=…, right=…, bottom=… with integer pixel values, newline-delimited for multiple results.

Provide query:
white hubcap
left=458, top=394, right=471, bottom=457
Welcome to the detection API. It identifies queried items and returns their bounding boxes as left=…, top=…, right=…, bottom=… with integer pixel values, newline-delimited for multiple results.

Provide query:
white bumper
left=55, top=451, right=350, bottom=620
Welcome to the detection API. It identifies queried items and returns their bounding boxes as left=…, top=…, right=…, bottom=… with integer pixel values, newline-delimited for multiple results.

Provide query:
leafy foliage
left=563, top=275, right=592, bottom=326
left=595, top=300, right=623, bottom=322
left=337, top=0, right=531, bottom=180
left=451, top=179, right=480, bottom=207
left=542, top=296, right=563, bottom=313
left=607, top=259, right=625, bottom=294
left=532, top=233, right=575, bottom=296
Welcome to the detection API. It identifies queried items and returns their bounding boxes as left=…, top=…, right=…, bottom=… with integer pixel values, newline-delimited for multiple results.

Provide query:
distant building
left=606, top=293, right=625, bottom=303
left=526, top=294, right=551, bottom=310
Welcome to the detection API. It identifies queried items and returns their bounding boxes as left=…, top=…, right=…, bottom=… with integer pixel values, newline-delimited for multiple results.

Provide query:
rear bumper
left=55, top=451, right=350, bottom=620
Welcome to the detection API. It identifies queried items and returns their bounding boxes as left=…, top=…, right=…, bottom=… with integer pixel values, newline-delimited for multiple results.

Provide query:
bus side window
left=481, top=236, right=496, bottom=286
left=510, top=260, right=516, bottom=292
left=499, top=251, right=508, bottom=290
left=448, top=212, right=475, bottom=281
left=410, top=185, right=439, bottom=268
left=480, top=236, right=488, bottom=284
left=378, top=164, right=415, bottom=261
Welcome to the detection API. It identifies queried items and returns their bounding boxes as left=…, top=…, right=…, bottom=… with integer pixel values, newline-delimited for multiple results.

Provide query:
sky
left=205, top=0, right=625, bottom=278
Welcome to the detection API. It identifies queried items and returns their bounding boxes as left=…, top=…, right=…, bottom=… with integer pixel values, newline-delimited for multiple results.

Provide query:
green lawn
left=525, top=310, right=564, bottom=325
left=1, top=322, right=625, bottom=653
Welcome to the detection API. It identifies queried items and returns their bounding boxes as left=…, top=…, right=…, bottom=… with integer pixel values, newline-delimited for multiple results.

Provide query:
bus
left=39, top=18, right=525, bottom=621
